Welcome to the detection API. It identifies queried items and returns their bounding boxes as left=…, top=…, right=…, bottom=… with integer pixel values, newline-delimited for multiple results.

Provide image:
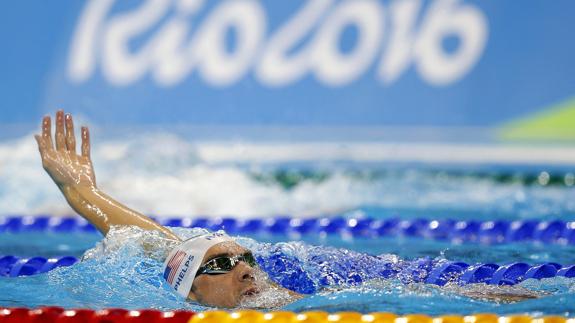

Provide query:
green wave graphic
left=499, top=96, right=575, bottom=141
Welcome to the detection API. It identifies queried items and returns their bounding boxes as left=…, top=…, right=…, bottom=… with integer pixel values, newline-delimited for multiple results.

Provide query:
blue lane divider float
left=1, top=215, right=575, bottom=245
left=0, top=254, right=573, bottom=293
left=0, top=256, right=77, bottom=277
left=259, top=252, right=575, bottom=293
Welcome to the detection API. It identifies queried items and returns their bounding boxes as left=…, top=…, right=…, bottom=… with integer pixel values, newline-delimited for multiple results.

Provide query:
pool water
left=0, top=134, right=574, bottom=315
left=0, top=221, right=574, bottom=315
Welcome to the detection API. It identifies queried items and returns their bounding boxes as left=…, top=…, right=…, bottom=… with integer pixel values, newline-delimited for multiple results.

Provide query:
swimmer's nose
left=236, top=263, right=255, bottom=282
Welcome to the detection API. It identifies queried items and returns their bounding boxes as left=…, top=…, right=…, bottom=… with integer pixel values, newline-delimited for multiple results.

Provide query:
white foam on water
left=0, top=132, right=573, bottom=217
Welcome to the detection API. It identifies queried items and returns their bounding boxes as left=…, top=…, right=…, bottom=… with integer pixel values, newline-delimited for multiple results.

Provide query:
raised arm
left=35, top=110, right=180, bottom=241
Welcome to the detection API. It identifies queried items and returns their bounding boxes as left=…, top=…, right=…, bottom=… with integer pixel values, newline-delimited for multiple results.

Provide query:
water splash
left=0, top=226, right=573, bottom=313
left=0, top=132, right=574, bottom=218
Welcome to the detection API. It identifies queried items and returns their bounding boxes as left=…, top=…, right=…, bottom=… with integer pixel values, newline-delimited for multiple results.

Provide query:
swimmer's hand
left=35, top=110, right=179, bottom=240
left=35, top=110, right=96, bottom=190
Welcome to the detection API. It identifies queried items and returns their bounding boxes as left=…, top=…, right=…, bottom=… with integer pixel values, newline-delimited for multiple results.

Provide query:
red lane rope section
left=0, top=306, right=194, bottom=323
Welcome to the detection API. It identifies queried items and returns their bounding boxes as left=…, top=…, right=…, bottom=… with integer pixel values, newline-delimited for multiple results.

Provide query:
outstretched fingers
left=55, top=110, right=66, bottom=151
left=81, top=126, right=91, bottom=160
left=65, top=113, right=77, bottom=156
left=41, top=115, right=54, bottom=151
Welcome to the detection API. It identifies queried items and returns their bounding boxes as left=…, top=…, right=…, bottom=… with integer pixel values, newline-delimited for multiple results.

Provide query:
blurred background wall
left=1, top=0, right=574, bottom=142
left=1, top=0, right=575, bottom=217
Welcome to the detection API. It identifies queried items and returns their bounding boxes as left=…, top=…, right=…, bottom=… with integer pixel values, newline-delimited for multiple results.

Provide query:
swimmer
left=34, top=110, right=538, bottom=308
left=34, top=110, right=300, bottom=308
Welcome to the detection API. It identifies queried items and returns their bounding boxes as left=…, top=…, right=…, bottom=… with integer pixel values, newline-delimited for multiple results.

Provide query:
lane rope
left=190, top=311, right=575, bottom=323
left=0, top=307, right=573, bottom=322
left=1, top=254, right=572, bottom=290
left=1, top=216, right=575, bottom=245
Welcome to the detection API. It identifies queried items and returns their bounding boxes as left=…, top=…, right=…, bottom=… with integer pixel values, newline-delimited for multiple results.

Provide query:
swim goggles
left=195, top=252, right=258, bottom=277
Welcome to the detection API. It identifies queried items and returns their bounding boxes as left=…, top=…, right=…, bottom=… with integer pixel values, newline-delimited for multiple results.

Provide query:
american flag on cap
left=163, top=250, right=186, bottom=284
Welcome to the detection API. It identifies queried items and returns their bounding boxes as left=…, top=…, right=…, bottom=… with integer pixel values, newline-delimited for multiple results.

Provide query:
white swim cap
left=162, top=231, right=233, bottom=298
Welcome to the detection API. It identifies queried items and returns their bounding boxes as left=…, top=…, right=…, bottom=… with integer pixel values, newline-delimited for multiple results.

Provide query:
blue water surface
left=0, top=167, right=574, bottom=315
left=0, top=225, right=574, bottom=315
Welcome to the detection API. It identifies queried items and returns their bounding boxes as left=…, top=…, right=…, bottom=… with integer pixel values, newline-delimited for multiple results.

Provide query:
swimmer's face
left=187, top=241, right=260, bottom=308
